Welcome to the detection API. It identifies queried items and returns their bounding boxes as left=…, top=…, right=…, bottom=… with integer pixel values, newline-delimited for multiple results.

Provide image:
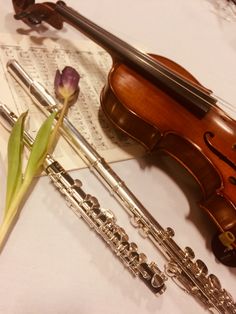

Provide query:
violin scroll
left=11, top=0, right=236, bottom=267
left=13, top=0, right=63, bottom=29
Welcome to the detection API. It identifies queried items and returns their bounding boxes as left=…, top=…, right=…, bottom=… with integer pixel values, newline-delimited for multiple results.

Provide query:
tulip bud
left=54, top=66, right=80, bottom=103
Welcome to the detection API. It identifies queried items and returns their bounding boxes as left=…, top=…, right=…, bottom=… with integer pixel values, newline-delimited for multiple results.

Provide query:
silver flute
left=0, top=103, right=166, bottom=296
left=7, top=60, right=236, bottom=313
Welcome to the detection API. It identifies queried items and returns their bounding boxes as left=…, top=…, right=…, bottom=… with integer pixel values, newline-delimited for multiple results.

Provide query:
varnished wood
left=12, top=0, right=236, bottom=266
left=101, top=55, right=236, bottom=247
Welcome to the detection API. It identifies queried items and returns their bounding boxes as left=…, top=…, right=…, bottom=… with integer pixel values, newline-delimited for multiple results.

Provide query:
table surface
left=0, top=1, right=236, bottom=314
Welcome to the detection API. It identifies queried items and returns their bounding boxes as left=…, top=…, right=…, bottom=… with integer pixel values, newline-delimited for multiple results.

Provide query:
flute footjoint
left=6, top=59, right=236, bottom=314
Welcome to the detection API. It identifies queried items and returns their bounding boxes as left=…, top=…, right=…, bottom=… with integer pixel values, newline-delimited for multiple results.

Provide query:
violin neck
left=55, top=1, right=215, bottom=116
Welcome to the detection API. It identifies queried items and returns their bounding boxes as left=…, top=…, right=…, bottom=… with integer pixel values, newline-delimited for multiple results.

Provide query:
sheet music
left=0, top=33, right=145, bottom=170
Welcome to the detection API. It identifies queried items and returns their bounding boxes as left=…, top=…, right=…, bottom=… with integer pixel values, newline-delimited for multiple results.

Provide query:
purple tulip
left=54, top=66, right=80, bottom=102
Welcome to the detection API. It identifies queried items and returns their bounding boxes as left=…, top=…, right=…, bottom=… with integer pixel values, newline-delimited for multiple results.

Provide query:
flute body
left=6, top=60, right=236, bottom=313
left=0, top=103, right=166, bottom=296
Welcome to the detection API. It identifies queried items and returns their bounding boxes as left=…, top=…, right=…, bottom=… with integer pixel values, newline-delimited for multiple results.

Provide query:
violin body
left=12, top=0, right=236, bottom=266
left=101, top=55, right=236, bottom=265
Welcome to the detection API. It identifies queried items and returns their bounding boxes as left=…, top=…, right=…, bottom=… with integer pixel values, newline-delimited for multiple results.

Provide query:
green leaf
left=23, top=111, right=57, bottom=182
left=5, top=112, right=27, bottom=213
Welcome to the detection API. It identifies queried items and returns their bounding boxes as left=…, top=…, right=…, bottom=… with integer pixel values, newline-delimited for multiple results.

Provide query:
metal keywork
left=5, top=60, right=236, bottom=314
left=45, top=157, right=167, bottom=295
left=0, top=103, right=167, bottom=296
left=164, top=259, right=236, bottom=313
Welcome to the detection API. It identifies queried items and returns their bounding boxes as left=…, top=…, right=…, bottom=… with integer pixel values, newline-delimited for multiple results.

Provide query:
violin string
left=52, top=3, right=236, bottom=117
left=117, top=29, right=235, bottom=115
left=212, top=94, right=236, bottom=114
left=118, top=35, right=235, bottom=115
left=146, top=54, right=236, bottom=115
left=144, top=57, right=218, bottom=108
left=114, top=36, right=220, bottom=110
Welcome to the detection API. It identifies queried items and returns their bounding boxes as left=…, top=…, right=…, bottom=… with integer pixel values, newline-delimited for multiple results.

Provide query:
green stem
left=0, top=98, right=69, bottom=250
left=48, top=97, right=69, bottom=153
left=0, top=176, right=34, bottom=250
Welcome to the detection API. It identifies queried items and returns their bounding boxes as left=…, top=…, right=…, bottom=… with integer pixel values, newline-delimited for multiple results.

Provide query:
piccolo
left=0, top=102, right=166, bottom=295
left=7, top=60, right=236, bottom=313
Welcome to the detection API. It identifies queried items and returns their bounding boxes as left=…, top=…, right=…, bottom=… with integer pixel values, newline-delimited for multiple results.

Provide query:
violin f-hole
left=204, top=131, right=236, bottom=172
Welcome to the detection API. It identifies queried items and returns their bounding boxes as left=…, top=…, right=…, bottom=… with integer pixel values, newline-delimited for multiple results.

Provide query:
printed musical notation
left=0, top=33, right=144, bottom=170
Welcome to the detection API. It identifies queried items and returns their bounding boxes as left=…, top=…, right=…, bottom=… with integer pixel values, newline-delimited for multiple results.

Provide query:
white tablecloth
left=0, top=1, right=236, bottom=313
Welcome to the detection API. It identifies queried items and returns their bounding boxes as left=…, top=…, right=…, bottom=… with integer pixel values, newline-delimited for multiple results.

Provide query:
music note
left=0, top=33, right=145, bottom=170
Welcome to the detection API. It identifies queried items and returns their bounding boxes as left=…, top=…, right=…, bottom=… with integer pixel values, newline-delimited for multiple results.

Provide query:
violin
left=12, top=0, right=236, bottom=266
